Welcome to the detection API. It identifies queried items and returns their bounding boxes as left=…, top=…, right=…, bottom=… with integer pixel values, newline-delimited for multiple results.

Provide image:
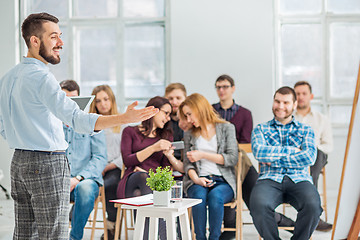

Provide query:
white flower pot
left=153, top=190, right=170, bottom=206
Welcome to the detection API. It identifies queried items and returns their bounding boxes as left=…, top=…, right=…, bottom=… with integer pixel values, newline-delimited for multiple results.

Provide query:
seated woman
left=179, top=93, right=238, bottom=240
left=89, top=85, right=123, bottom=239
left=117, top=96, right=183, bottom=200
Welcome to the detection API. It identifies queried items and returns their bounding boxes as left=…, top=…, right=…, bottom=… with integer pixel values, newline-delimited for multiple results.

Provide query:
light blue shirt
left=0, top=57, right=99, bottom=151
left=63, top=125, right=107, bottom=185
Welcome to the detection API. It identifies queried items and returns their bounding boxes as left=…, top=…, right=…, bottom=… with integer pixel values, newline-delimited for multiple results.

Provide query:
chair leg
left=321, top=167, right=328, bottom=222
left=90, top=198, right=100, bottom=240
left=124, top=209, right=129, bottom=240
left=188, top=208, right=196, bottom=240
left=101, top=188, right=108, bottom=240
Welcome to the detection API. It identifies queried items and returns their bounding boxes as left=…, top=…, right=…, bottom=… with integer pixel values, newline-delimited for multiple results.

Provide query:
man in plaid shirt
left=250, top=86, right=322, bottom=240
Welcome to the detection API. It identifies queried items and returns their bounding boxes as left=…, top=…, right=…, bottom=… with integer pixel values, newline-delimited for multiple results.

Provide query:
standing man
left=0, top=13, right=157, bottom=240
left=294, top=80, right=334, bottom=231
left=60, top=80, right=108, bottom=240
left=250, top=86, right=322, bottom=240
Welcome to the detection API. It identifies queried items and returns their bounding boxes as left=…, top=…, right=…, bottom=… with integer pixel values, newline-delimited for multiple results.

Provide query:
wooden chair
left=189, top=143, right=248, bottom=240
left=320, top=166, right=328, bottom=221
left=69, top=186, right=108, bottom=240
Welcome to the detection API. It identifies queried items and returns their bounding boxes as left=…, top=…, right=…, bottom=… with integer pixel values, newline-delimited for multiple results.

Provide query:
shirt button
left=69, top=141, right=71, bottom=144
left=69, top=152, right=71, bottom=155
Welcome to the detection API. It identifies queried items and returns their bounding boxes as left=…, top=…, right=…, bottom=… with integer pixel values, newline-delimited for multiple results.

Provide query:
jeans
left=187, top=176, right=234, bottom=240
left=250, top=176, right=322, bottom=240
left=70, top=179, right=99, bottom=240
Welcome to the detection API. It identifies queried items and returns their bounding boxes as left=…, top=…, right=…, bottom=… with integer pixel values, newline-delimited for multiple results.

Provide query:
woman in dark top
left=116, top=96, right=183, bottom=199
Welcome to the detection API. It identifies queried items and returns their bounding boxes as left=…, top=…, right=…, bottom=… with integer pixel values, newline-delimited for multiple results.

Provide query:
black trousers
left=311, top=149, right=328, bottom=189
left=103, top=168, right=122, bottom=222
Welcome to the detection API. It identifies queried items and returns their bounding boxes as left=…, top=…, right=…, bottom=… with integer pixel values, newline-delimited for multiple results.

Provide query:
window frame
left=19, top=0, right=171, bottom=111
left=274, top=0, right=360, bottom=130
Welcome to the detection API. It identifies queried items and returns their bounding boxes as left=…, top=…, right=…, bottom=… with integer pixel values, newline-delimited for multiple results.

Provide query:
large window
left=274, top=0, right=360, bottom=128
left=20, top=0, right=169, bottom=110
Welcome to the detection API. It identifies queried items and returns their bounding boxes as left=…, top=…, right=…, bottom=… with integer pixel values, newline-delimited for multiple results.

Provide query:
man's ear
left=310, top=93, right=314, bottom=100
left=29, top=35, right=40, bottom=49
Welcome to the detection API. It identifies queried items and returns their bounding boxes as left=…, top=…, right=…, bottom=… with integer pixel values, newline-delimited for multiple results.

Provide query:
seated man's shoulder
left=238, top=105, right=252, bottom=115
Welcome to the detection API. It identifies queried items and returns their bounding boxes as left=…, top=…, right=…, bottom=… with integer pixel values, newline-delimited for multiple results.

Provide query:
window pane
left=329, top=105, right=352, bottom=125
left=123, top=0, right=164, bottom=18
left=124, top=25, right=165, bottom=99
left=280, top=24, right=322, bottom=96
left=30, top=0, right=68, bottom=18
left=330, top=23, right=360, bottom=98
left=327, top=0, right=360, bottom=14
left=74, top=0, right=117, bottom=18
left=78, top=27, right=117, bottom=95
left=50, top=26, right=69, bottom=82
left=279, top=0, right=321, bottom=14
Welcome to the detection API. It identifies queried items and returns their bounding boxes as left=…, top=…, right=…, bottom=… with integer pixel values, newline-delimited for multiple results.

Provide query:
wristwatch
left=75, top=175, right=84, bottom=181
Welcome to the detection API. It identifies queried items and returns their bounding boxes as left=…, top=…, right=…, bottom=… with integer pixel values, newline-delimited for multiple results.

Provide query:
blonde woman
left=89, top=85, right=122, bottom=239
left=179, top=93, right=238, bottom=240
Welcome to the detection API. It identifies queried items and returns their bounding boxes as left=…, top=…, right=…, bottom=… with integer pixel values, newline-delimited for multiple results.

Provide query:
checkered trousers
left=11, top=150, right=70, bottom=240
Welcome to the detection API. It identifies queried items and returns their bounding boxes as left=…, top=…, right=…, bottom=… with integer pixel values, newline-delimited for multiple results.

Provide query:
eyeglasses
left=215, top=85, right=232, bottom=90
left=160, top=109, right=171, bottom=117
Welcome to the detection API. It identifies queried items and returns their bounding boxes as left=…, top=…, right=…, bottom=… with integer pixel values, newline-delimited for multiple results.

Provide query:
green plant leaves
left=146, top=166, right=176, bottom=192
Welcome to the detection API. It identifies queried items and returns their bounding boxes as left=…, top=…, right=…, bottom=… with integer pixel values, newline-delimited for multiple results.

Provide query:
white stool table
left=114, top=198, right=201, bottom=240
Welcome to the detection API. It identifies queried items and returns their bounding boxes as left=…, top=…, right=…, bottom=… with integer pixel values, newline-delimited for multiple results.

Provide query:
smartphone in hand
left=206, top=180, right=215, bottom=187
left=171, top=141, right=184, bottom=150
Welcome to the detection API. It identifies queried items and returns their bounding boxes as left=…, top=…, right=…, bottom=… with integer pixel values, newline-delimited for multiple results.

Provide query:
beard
left=272, top=108, right=294, bottom=121
left=39, top=41, right=61, bottom=65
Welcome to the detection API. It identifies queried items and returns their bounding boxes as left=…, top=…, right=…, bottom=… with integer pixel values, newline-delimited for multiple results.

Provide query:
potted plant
left=146, top=166, right=176, bottom=206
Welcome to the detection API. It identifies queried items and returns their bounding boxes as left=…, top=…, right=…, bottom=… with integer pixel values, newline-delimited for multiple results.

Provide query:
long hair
left=89, top=85, right=120, bottom=133
left=140, top=96, right=172, bottom=139
left=179, top=93, right=226, bottom=137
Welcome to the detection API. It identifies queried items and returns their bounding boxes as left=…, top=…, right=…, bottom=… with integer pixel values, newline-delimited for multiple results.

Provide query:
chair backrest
left=237, top=143, right=251, bottom=199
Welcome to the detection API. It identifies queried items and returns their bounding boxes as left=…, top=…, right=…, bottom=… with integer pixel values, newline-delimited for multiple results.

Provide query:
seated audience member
left=60, top=80, right=107, bottom=240
left=164, top=83, right=189, bottom=160
left=117, top=96, right=183, bottom=199
left=212, top=75, right=295, bottom=238
left=294, top=81, right=333, bottom=231
left=250, top=86, right=322, bottom=240
left=89, top=85, right=124, bottom=239
left=179, top=93, right=238, bottom=240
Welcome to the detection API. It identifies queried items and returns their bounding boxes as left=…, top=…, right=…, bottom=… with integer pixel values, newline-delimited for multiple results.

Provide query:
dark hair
left=140, top=96, right=172, bottom=139
left=294, top=81, right=312, bottom=93
left=59, top=80, right=80, bottom=95
left=274, top=86, right=297, bottom=102
left=21, top=12, right=59, bottom=48
left=215, top=74, right=235, bottom=87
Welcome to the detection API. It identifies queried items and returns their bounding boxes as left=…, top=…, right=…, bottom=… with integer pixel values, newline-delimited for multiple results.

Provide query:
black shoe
left=219, top=231, right=236, bottom=240
left=277, top=214, right=295, bottom=234
left=277, top=214, right=295, bottom=228
left=100, top=229, right=115, bottom=240
left=316, top=219, right=333, bottom=232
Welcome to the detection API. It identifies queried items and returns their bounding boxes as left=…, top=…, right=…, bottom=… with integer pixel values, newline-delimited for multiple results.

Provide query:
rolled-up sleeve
left=221, top=124, right=239, bottom=167
left=183, top=131, right=197, bottom=175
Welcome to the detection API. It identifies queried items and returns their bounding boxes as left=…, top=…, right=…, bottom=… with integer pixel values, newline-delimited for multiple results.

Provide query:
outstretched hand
left=124, top=101, right=159, bottom=123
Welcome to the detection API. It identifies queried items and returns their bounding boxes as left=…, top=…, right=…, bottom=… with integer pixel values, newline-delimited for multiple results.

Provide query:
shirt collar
left=270, top=116, right=299, bottom=127
left=22, top=57, right=48, bottom=69
left=218, top=99, right=237, bottom=111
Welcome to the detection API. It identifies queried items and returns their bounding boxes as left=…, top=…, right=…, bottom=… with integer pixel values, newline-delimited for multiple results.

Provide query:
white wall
left=170, top=0, right=274, bottom=126
left=0, top=0, right=346, bottom=194
left=0, top=0, right=18, bottom=190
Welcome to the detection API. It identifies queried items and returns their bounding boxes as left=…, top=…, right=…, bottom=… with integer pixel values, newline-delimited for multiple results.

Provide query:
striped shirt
left=213, top=101, right=240, bottom=121
left=251, top=117, right=317, bottom=183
